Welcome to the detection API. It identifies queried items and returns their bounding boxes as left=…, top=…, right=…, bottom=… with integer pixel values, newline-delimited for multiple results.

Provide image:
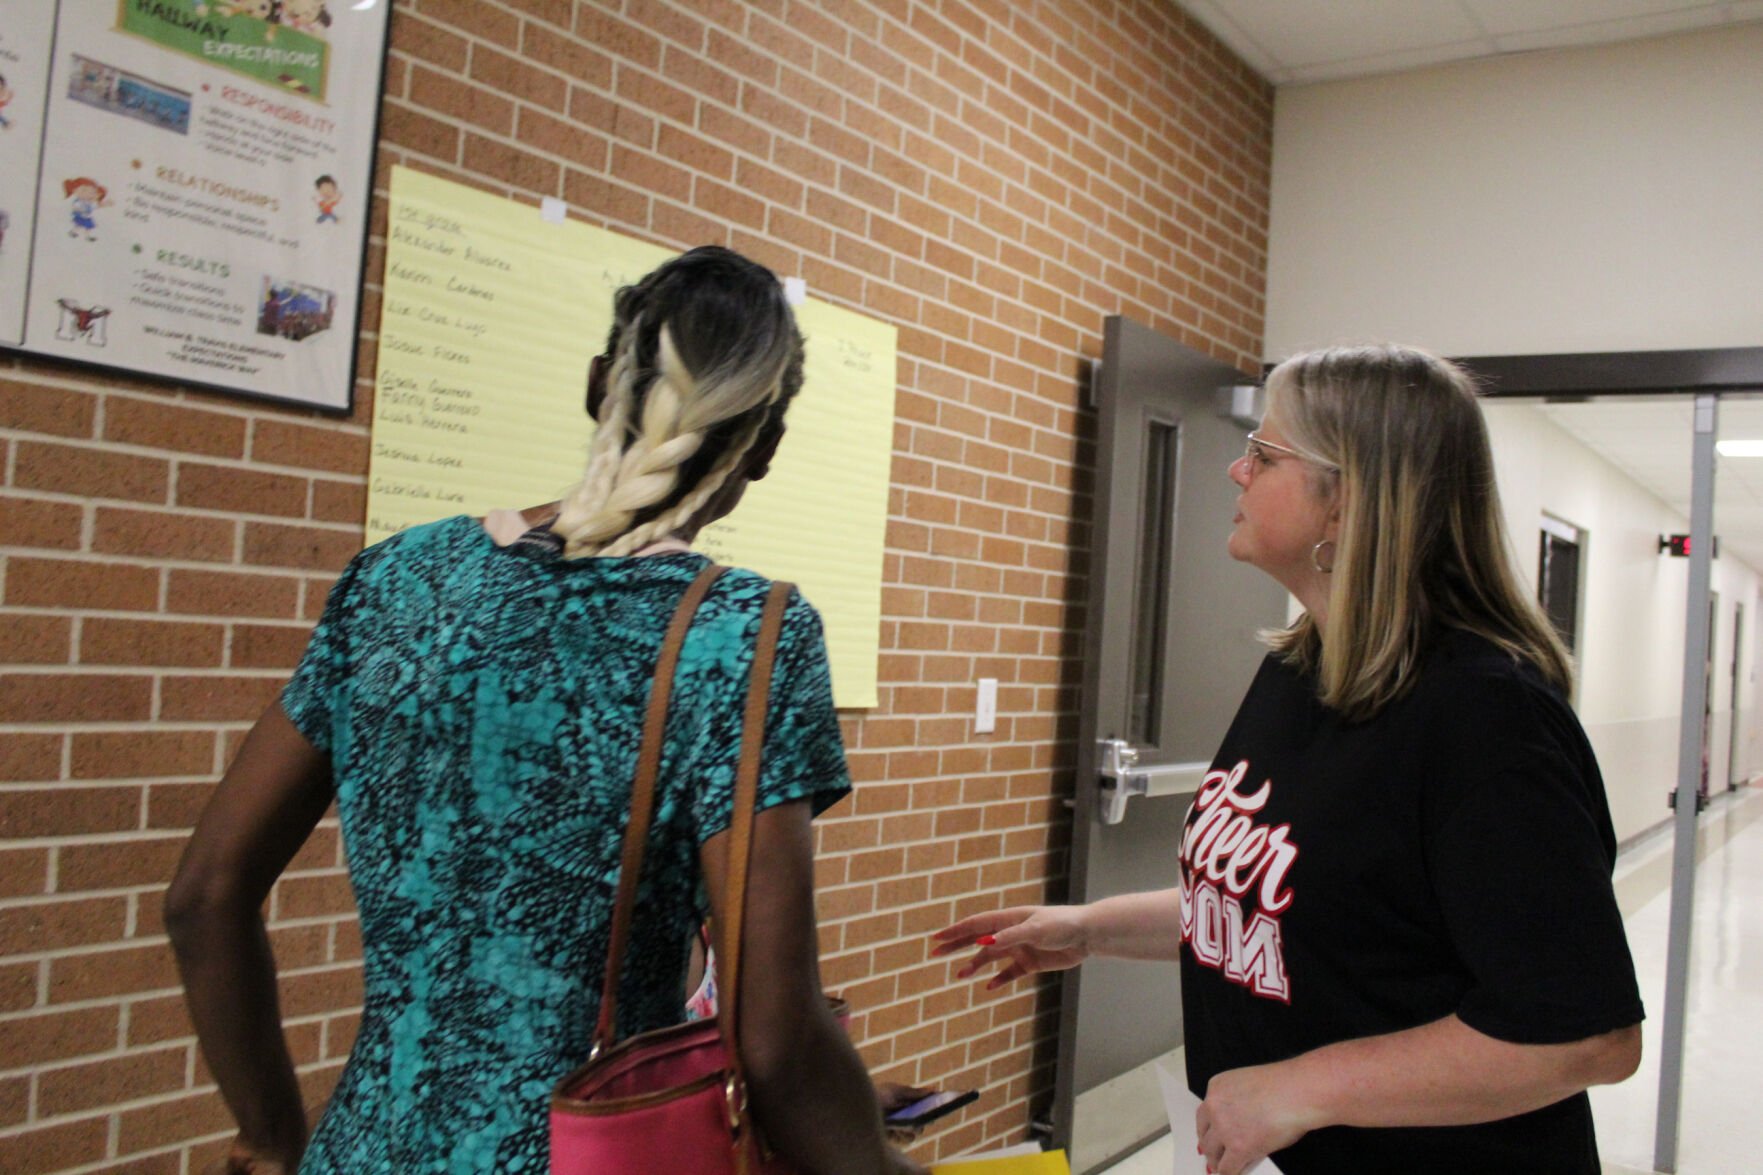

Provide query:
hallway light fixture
left=1716, top=440, right=1763, bottom=456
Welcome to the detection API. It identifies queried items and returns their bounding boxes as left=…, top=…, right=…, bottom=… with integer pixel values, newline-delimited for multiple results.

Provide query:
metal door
left=1052, top=318, right=1291, bottom=1172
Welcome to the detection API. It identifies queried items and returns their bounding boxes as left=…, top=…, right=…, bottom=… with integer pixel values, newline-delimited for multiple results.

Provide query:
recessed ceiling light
left=1716, top=440, right=1763, bottom=457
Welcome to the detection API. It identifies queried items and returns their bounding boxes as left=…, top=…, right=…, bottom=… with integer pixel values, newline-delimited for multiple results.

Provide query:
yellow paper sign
left=370, top=167, right=896, bottom=706
left=931, top=1150, right=1072, bottom=1174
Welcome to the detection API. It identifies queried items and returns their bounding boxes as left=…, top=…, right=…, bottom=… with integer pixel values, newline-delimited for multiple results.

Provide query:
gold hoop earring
left=1311, top=540, right=1335, bottom=574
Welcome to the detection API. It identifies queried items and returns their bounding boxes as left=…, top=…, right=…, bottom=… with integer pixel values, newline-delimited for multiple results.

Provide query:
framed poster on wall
left=0, top=0, right=389, bottom=413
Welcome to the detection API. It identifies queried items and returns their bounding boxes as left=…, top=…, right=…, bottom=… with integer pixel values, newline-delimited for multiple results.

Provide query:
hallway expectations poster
left=0, top=1, right=389, bottom=413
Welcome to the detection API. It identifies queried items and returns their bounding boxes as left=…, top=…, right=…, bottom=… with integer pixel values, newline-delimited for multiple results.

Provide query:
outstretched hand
left=931, top=905, right=1090, bottom=989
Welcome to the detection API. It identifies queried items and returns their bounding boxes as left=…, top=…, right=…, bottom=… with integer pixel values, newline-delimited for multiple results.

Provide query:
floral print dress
left=280, top=515, right=851, bottom=1173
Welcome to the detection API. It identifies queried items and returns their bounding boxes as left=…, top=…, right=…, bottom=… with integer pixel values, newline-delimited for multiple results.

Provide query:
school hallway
left=1096, top=785, right=1763, bottom=1175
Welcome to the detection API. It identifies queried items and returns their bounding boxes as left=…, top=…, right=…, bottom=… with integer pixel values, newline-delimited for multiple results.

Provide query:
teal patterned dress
left=280, top=515, right=851, bottom=1173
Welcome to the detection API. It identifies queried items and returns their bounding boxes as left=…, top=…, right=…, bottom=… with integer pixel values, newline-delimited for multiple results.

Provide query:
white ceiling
left=1168, top=3, right=1763, bottom=564
left=1530, top=398, right=1763, bottom=572
left=1181, top=0, right=1763, bottom=84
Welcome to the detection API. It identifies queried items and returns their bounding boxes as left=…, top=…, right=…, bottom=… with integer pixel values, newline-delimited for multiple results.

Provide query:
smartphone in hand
left=883, top=1088, right=979, bottom=1130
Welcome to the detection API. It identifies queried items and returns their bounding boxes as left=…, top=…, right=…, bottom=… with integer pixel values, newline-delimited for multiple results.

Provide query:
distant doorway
left=1537, top=514, right=1583, bottom=655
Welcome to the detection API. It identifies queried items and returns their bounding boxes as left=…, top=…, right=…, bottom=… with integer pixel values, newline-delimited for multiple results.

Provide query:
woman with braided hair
left=168, top=246, right=925, bottom=1175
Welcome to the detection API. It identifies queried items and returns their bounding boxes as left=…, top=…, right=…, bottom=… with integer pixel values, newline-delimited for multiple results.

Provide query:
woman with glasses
left=937, top=344, right=1643, bottom=1175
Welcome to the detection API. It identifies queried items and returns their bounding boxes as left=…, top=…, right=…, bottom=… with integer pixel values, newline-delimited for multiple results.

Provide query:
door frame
left=1451, top=345, right=1763, bottom=1173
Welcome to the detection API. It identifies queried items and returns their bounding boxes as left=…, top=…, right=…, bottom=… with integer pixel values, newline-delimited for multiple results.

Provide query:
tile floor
left=1099, top=785, right=1763, bottom=1175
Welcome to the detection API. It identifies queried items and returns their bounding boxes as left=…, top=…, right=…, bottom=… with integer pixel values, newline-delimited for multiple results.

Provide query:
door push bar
left=1096, top=738, right=1210, bottom=824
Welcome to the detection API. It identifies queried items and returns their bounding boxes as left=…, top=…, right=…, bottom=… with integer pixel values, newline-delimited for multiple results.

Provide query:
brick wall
left=0, top=1, right=1270, bottom=1169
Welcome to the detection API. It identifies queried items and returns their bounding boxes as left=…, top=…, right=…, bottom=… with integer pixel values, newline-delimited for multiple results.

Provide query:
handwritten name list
left=370, top=167, right=897, bottom=705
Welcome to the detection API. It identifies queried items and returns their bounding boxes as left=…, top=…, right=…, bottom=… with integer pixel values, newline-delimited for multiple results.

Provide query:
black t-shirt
left=1179, top=630, right=1644, bottom=1174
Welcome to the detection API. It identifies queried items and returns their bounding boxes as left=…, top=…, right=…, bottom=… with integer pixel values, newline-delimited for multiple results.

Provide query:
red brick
left=116, top=1086, right=234, bottom=1154
left=242, top=522, right=360, bottom=572
left=48, top=940, right=181, bottom=1003
left=232, top=624, right=315, bottom=670
left=311, top=479, right=366, bottom=525
left=572, top=8, right=663, bottom=69
left=81, top=618, right=226, bottom=667
left=0, top=1118, right=109, bottom=1171
left=276, top=873, right=358, bottom=921
left=166, top=568, right=303, bottom=619
left=0, top=786, right=142, bottom=839
left=38, top=1044, right=193, bottom=1117
left=0, top=895, right=129, bottom=956
left=0, top=380, right=96, bottom=437
left=176, top=462, right=308, bottom=517
left=470, top=44, right=567, bottom=111
left=0, top=847, right=51, bottom=897
left=0, top=1073, right=25, bottom=1127
left=73, top=1150, right=183, bottom=1175
left=0, top=613, right=73, bottom=663
left=0, top=494, right=84, bottom=549
left=14, top=440, right=169, bottom=503
left=125, top=993, right=195, bottom=1047
left=389, top=8, right=470, bottom=71
left=159, top=675, right=286, bottom=722
left=380, top=100, right=461, bottom=157
left=252, top=420, right=369, bottom=476
left=70, top=730, right=216, bottom=780
left=0, top=960, right=37, bottom=1012
left=0, top=733, right=61, bottom=776
left=529, top=17, right=623, bottom=80
left=102, top=397, right=247, bottom=458
left=92, top=506, right=236, bottom=562
left=0, top=1004, right=120, bottom=1067
left=517, top=106, right=611, bottom=171
left=0, top=672, right=153, bottom=722
left=4, top=556, right=159, bottom=611
left=408, top=65, right=515, bottom=134
left=56, top=836, right=186, bottom=893
left=279, top=964, right=365, bottom=1019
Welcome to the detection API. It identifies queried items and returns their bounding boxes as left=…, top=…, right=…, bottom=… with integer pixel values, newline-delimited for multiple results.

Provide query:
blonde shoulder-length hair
left=1265, top=343, right=1573, bottom=721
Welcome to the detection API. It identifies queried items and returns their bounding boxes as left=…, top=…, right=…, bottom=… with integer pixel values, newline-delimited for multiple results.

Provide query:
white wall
left=1485, top=403, right=1762, bottom=843
left=1264, top=22, right=1763, bottom=358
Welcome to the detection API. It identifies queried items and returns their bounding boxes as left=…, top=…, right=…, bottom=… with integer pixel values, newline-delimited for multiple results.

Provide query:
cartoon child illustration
left=55, top=299, right=112, bottom=346
left=314, top=175, right=340, bottom=224
left=196, top=1, right=283, bottom=40
left=0, top=74, right=15, bottom=129
left=64, top=177, right=111, bottom=242
left=280, top=0, right=332, bottom=37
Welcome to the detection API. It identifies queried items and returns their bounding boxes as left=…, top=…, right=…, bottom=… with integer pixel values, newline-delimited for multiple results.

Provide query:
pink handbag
left=550, top=570, right=803, bottom=1174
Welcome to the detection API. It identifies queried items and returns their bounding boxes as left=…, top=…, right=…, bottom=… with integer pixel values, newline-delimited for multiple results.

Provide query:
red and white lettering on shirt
left=1179, top=760, right=1298, bottom=1002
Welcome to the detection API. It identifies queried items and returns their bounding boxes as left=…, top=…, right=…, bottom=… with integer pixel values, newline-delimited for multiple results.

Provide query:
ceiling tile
left=1463, top=0, right=1714, bottom=36
left=1208, top=0, right=1488, bottom=67
left=1491, top=6, right=1732, bottom=52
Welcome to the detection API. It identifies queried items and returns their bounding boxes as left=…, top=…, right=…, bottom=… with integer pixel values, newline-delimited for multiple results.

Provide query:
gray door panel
left=1054, top=318, right=1289, bottom=1173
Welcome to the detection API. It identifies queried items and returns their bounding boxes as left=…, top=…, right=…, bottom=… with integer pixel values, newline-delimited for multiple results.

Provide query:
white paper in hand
left=1153, top=1062, right=1277, bottom=1175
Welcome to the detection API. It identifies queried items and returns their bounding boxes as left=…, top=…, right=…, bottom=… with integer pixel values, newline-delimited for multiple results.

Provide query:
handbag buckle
left=724, top=1072, right=745, bottom=1132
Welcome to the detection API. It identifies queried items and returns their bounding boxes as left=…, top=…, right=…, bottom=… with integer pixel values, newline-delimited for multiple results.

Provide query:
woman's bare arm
left=701, top=799, right=924, bottom=1175
left=166, top=703, right=335, bottom=1170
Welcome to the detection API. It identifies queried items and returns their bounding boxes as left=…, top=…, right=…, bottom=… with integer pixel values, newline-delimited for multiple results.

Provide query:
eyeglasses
left=1242, top=431, right=1338, bottom=480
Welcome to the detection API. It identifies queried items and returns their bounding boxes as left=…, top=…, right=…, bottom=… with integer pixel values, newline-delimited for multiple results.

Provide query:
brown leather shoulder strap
left=715, top=581, right=794, bottom=1101
left=593, top=563, right=726, bottom=1051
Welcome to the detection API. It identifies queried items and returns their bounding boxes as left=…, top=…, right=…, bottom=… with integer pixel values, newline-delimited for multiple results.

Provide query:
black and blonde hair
left=1265, top=343, right=1573, bottom=720
left=553, top=246, right=804, bottom=558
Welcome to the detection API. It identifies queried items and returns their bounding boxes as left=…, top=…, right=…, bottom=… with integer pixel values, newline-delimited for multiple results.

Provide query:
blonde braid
left=559, top=329, right=708, bottom=557
left=597, top=416, right=768, bottom=557
left=554, top=344, right=640, bottom=558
